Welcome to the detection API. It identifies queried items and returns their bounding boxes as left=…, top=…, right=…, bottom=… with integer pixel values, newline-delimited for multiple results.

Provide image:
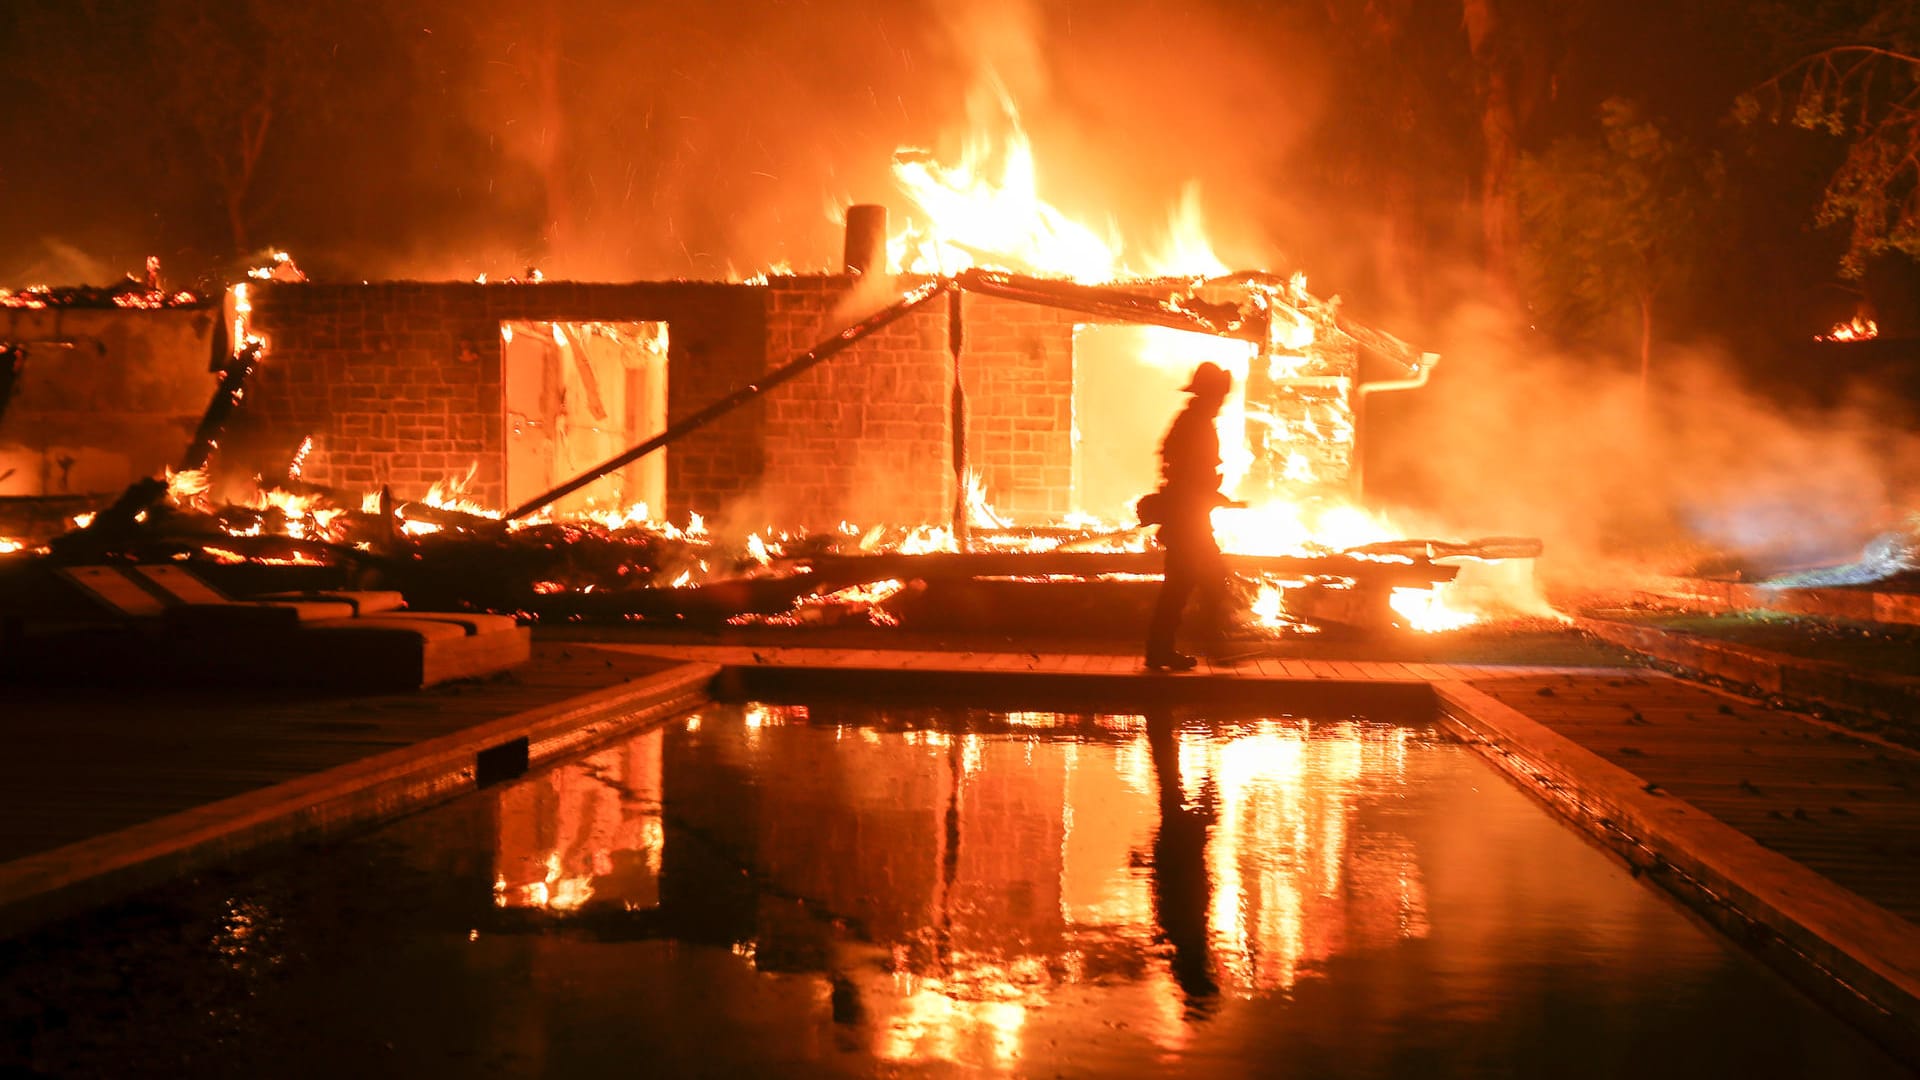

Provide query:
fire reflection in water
left=491, top=729, right=664, bottom=912
left=487, top=707, right=1427, bottom=1070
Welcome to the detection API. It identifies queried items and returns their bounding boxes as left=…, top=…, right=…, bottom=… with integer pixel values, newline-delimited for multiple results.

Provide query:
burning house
left=0, top=229, right=1508, bottom=638
left=223, top=238, right=1431, bottom=532
left=1, top=71, right=1548, bottom=644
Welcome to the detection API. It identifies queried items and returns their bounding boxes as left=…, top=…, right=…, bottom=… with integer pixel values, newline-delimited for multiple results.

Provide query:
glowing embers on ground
left=140, top=451, right=1511, bottom=633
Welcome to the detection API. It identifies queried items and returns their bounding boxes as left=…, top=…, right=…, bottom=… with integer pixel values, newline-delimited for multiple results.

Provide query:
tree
left=1462, top=0, right=1521, bottom=289
left=13, top=1, right=361, bottom=261
left=1738, top=4, right=1920, bottom=278
left=1515, top=99, right=1725, bottom=394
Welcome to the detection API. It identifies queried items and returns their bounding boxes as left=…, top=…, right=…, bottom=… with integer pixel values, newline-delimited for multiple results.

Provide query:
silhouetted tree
left=1739, top=2, right=1920, bottom=278
left=1516, top=99, right=1725, bottom=393
left=14, top=1, right=366, bottom=259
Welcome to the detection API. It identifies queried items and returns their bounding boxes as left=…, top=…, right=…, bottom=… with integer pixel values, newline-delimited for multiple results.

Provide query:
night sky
left=0, top=1, right=1871, bottom=336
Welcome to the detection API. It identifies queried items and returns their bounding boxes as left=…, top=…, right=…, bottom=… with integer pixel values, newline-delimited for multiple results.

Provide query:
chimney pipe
left=843, top=204, right=888, bottom=276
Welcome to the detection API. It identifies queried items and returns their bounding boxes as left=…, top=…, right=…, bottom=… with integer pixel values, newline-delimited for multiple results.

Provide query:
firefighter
left=1144, top=361, right=1234, bottom=671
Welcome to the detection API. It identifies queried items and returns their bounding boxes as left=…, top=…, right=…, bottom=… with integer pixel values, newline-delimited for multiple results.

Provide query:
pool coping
left=1434, top=679, right=1920, bottom=1065
left=0, top=659, right=718, bottom=938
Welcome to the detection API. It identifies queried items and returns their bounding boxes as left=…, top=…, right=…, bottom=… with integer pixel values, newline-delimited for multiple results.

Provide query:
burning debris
left=2, top=94, right=1544, bottom=645
left=1817, top=315, right=1879, bottom=343
left=3, top=283, right=1530, bottom=639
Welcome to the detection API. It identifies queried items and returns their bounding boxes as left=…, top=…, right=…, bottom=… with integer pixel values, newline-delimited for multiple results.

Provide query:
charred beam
left=953, top=268, right=1269, bottom=343
left=505, top=278, right=955, bottom=522
left=1203, top=271, right=1428, bottom=376
left=181, top=338, right=265, bottom=472
left=1341, top=536, right=1544, bottom=562
left=948, top=286, right=969, bottom=550
left=802, top=549, right=1458, bottom=587
left=0, top=344, right=22, bottom=428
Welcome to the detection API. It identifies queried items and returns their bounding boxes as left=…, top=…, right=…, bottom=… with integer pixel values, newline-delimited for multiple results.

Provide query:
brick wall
left=760, top=277, right=954, bottom=529
left=759, top=279, right=1077, bottom=529
left=956, top=294, right=1078, bottom=520
left=242, top=277, right=1083, bottom=528
left=243, top=281, right=764, bottom=515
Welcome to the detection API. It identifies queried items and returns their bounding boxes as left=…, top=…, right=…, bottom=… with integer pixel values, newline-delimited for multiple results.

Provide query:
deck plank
left=0, top=642, right=675, bottom=864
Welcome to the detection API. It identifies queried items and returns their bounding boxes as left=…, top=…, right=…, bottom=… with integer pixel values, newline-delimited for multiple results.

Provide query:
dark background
left=2, top=0, right=1915, bottom=562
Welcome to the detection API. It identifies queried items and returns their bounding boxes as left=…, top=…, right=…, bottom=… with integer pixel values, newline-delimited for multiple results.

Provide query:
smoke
left=8, top=239, right=127, bottom=290
left=1369, top=296, right=1920, bottom=586
left=339, top=0, right=1337, bottom=285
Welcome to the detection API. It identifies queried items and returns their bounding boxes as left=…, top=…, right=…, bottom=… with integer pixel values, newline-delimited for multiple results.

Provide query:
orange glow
left=891, top=80, right=1116, bottom=282
left=878, top=74, right=1461, bottom=605
left=682, top=708, right=1431, bottom=1065
left=492, top=728, right=664, bottom=913
left=1390, top=584, right=1480, bottom=633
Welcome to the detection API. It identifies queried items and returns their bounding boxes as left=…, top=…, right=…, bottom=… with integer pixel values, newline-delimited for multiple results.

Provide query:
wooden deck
left=0, top=641, right=675, bottom=863
left=1469, top=671, right=1920, bottom=923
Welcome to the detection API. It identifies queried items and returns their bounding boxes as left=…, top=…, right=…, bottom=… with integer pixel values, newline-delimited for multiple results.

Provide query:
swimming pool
left=2, top=700, right=1904, bottom=1077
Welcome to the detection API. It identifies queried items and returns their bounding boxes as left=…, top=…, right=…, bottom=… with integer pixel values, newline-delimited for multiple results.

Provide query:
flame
left=891, top=80, right=1116, bottom=282
left=0, top=537, right=26, bottom=554
left=1817, top=316, right=1878, bottom=343
left=288, top=436, right=314, bottom=480
left=965, top=470, right=1012, bottom=529
left=420, top=463, right=501, bottom=519
left=1213, top=502, right=1396, bottom=557
left=582, top=502, right=652, bottom=530
left=899, top=524, right=956, bottom=555
left=165, top=467, right=212, bottom=507
left=230, top=281, right=261, bottom=350
left=250, top=487, right=345, bottom=540
left=1389, top=584, right=1479, bottom=633
left=246, top=251, right=304, bottom=282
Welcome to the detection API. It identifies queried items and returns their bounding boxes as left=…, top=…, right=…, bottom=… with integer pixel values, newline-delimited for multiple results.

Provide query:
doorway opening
left=502, top=320, right=669, bottom=517
left=1071, top=324, right=1252, bottom=519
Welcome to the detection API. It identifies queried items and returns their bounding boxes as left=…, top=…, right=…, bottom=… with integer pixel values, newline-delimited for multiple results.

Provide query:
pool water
left=2, top=702, right=1907, bottom=1078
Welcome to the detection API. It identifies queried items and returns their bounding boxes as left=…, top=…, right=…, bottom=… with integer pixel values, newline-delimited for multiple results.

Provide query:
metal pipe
left=1351, top=352, right=1440, bottom=502
left=1355, top=352, right=1440, bottom=399
left=954, top=268, right=1269, bottom=343
left=843, top=204, right=889, bottom=276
